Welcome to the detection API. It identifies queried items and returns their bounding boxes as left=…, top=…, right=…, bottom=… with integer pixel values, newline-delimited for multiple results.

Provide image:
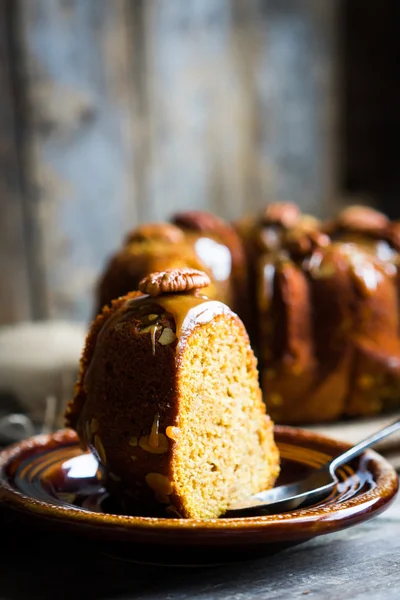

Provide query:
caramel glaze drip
left=330, top=242, right=395, bottom=297
left=261, top=241, right=400, bottom=382
left=149, top=413, right=160, bottom=448
left=107, top=293, right=230, bottom=347
left=150, top=324, right=160, bottom=356
left=151, top=293, right=230, bottom=340
left=83, top=293, right=232, bottom=394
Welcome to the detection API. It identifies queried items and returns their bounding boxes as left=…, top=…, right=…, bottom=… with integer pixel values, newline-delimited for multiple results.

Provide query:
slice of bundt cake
left=66, top=268, right=279, bottom=519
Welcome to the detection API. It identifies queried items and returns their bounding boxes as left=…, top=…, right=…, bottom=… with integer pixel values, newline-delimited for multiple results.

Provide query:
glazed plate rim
left=0, top=426, right=398, bottom=543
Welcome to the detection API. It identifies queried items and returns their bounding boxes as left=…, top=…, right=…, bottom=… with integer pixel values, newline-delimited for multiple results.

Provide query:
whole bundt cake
left=66, top=268, right=279, bottom=519
left=93, top=204, right=400, bottom=424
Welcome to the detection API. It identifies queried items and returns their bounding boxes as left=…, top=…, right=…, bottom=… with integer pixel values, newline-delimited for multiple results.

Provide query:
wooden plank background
left=0, top=1, right=32, bottom=324
left=0, top=0, right=339, bottom=324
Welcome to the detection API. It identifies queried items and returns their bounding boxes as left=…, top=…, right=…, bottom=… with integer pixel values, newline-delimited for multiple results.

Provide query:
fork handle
left=329, top=418, right=400, bottom=472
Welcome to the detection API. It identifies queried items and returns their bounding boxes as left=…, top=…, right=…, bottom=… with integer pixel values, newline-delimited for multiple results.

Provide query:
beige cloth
left=0, top=320, right=87, bottom=429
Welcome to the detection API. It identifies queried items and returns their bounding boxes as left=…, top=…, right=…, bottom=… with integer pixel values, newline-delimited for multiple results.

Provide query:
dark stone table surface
left=0, top=484, right=399, bottom=600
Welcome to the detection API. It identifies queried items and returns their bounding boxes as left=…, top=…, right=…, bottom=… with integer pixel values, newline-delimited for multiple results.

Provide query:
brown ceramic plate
left=0, top=426, right=398, bottom=566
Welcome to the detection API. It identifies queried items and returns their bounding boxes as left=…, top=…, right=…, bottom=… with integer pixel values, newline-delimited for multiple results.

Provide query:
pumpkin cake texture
left=66, top=268, right=279, bottom=519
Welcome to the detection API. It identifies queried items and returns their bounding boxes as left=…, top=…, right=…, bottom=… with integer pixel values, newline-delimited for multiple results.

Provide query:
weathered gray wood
left=132, top=0, right=339, bottom=226
left=140, top=0, right=247, bottom=221
left=0, top=489, right=399, bottom=599
left=133, top=504, right=400, bottom=600
left=17, top=0, right=139, bottom=321
left=8, top=0, right=339, bottom=323
left=251, top=0, right=338, bottom=217
left=0, top=2, right=32, bottom=325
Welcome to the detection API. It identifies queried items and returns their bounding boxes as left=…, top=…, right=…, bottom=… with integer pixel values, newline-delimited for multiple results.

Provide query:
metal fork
left=225, top=418, right=400, bottom=518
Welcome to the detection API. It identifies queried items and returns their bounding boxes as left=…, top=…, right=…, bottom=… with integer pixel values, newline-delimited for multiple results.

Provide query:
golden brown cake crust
left=65, top=290, right=144, bottom=432
left=125, top=223, right=184, bottom=245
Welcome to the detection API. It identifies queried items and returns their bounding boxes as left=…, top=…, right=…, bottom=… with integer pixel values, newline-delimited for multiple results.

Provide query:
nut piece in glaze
left=158, top=328, right=177, bottom=345
left=145, top=472, right=174, bottom=495
left=139, top=268, right=211, bottom=296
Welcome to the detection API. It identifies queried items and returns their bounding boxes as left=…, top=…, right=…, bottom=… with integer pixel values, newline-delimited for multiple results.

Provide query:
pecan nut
left=284, top=216, right=329, bottom=256
left=286, top=230, right=330, bottom=256
left=335, top=205, right=389, bottom=234
left=261, top=202, right=300, bottom=228
left=139, top=268, right=211, bottom=296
